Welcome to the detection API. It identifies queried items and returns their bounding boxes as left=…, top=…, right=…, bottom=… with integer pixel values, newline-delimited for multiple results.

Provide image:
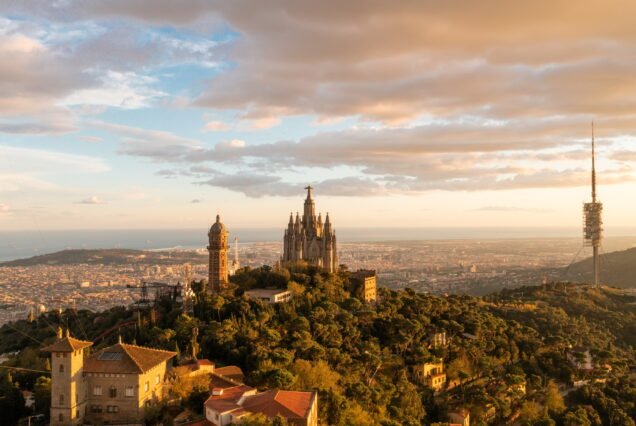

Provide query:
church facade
left=282, top=186, right=338, bottom=272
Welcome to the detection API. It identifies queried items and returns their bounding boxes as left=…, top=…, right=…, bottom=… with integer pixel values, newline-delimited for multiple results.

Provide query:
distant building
left=567, top=347, right=594, bottom=372
left=282, top=186, right=338, bottom=272
left=421, top=359, right=446, bottom=392
left=428, top=331, right=448, bottom=349
left=245, top=289, right=292, bottom=304
left=23, top=390, right=35, bottom=409
left=208, top=215, right=229, bottom=292
left=205, top=387, right=318, bottom=426
left=449, top=409, right=470, bottom=426
left=42, top=328, right=176, bottom=425
left=350, top=270, right=377, bottom=303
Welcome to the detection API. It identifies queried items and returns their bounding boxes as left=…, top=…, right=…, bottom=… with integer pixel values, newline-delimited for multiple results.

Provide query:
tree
left=544, top=380, right=565, bottom=414
left=519, top=401, right=542, bottom=423
left=34, top=376, right=52, bottom=416
left=0, top=372, right=26, bottom=425
left=291, top=359, right=341, bottom=392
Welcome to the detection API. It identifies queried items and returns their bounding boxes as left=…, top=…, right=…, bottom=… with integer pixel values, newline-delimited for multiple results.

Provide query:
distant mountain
left=0, top=248, right=207, bottom=267
left=564, top=247, right=636, bottom=288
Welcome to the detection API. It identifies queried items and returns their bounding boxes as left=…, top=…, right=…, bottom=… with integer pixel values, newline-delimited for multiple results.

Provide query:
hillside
left=0, top=248, right=207, bottom=267
left=564, top=247, right=636, bottom=288
left=1, top=265, right=635, bottom=425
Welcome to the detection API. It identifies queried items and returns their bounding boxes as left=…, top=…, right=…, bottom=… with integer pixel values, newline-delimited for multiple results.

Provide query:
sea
left=1, top=227, right=636, bottom=262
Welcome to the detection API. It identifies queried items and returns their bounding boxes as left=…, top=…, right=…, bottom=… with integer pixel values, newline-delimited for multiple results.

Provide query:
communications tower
left=583, top=124, right=603, bottom=287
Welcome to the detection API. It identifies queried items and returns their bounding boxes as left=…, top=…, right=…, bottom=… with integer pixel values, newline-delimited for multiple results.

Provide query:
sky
left=1, top=1, right=636, bottom=232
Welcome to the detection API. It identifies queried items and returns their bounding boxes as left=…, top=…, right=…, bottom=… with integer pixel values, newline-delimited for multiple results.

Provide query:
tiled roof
left=241, top=390, right=315, bottom=420
left=214, top=365, right=245, bottom=382
left=210, top=373, right=240, bottom=390
left=204, top=385, right=256, bottom=414
left=83, top=343, right=176, bottom=374
left=41, top=336, right=93, bottom=353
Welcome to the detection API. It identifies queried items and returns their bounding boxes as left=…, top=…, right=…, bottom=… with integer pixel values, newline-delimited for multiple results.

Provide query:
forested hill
left=0, top=248, right=207, bottom=266
left=1, top=264, right=635, bottom=425
left=564, top=246, right=636, bottom=288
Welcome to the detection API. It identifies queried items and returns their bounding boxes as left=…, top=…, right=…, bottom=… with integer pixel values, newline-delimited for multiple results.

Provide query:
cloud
left=203, top=120, right=229, bottom=132
left=0, top=14, right=221, bottom=134
left=191, top=199, right=203, bottom=203
left=75, top=196, right=105, bottom=204
left=89, top=120, right=210, bottom=162
left=7, top=2, right=636, bottom=198
left=0, top=145, right=110, bottom=174
left=611, top=150, right=636, bottom=162
left=78, top=135, right=103, bottom=143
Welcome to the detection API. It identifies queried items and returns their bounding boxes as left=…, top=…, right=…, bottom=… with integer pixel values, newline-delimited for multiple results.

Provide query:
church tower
left=208, top=215, right=229, bottom=292
left=282, top=187, right=338, bottom=272
left=42, top=328, right=92, bottom=426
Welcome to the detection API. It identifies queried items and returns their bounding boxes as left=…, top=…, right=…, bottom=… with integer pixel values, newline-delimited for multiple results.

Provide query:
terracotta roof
left=41, top=336, right=93, bottom=353
left=174, top=359, right=216, bottom=375
left=241, top=390, right=315, bottom=420
left=209, top=373, right=240, bottom=390
left=215, top=365, right=245, bottom=382
left=83, top=343, right=176, bottom=374
left=204, top=385, right=256, bottom=414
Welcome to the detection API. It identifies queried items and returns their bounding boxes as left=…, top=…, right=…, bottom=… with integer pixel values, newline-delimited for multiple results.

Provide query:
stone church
left=282, top=186, right=338, bottom=272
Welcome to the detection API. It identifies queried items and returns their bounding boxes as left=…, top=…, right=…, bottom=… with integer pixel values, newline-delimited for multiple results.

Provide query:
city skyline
left=2, top=2, right=636, bottom=231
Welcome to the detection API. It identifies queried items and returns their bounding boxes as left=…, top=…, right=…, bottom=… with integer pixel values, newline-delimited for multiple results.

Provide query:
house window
left=155, top=374, right=160, bottom=384
left=76, top=409, right=79, bottom=419
left=59, top=394, right=64, bottom=405
left=106, top=405, right=119, bottom=413
left=125, top=386, right=134, bottom=397
left=144, top=381, right=149, bottom=392
left=59, top=414, right=63, bottom=422
left=109, top=386, right=117, bottom=398
left=93, top=386, right=102, bottom=396
left=90, top=405, right=103, bottom=413
left=59, top=364, right=64, bottom=373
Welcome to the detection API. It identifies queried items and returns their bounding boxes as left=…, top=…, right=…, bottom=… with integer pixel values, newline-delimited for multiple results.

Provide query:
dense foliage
left=0, top=265, right=635, bottom=425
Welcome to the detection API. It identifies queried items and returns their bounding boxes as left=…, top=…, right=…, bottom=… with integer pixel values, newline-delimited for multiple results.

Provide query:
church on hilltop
left=282, top=186, right=338, bottom=272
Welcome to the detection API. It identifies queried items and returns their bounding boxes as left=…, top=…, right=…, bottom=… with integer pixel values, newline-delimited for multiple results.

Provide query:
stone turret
left=208, top=214, right=229, bottom=292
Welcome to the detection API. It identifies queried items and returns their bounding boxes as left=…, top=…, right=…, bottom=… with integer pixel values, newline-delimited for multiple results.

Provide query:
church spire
left=305, top=185, right=313, bottom=200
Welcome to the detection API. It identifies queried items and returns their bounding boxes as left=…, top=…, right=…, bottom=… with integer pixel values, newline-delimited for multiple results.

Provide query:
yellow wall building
left=43, top=330, right=176, bottom=425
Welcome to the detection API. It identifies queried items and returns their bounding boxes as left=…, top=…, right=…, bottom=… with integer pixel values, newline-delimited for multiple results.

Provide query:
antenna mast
left=583, top=122, right=603, bottom=287
left=592, top=123, right=596, bottom=203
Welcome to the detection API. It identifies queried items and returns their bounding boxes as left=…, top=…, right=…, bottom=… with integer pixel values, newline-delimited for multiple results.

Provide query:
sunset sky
left=1, top=1, right=636, bottom=231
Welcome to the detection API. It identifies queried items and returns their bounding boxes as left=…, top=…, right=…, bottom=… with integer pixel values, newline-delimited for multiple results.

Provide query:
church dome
left=209, top=214, right=227, bottom=234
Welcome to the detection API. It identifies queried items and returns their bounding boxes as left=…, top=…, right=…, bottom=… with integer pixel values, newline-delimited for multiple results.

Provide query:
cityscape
left=3, top=236, right=636, bottom=326
left=1, top=2, right=636, bottom=426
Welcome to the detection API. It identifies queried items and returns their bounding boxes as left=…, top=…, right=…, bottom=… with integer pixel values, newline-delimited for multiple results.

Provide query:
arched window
left=59, top=414, right=63, bottom=422
left=59, top=364, right=64, bottom=373
left=59, top=394, right=64, bottom=405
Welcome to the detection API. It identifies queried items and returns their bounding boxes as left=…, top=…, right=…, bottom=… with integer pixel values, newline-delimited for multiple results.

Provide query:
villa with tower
left=42, top=328, right=176, bottom=425
left=282, top=186, right=338, bottom=272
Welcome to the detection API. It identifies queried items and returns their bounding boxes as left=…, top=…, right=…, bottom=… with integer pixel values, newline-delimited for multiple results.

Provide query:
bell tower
left=43, top=328, right=92, bottom=426
left=208, top=214, right=229, bottom=292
